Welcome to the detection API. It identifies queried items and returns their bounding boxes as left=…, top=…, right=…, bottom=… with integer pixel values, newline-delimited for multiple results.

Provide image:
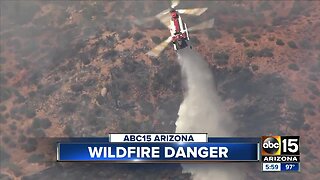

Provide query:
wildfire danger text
left=87, top=146, right=228, bottom=159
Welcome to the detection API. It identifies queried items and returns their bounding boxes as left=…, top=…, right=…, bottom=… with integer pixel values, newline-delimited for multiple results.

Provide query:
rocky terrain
left=0, top=1, right=319, bottom=180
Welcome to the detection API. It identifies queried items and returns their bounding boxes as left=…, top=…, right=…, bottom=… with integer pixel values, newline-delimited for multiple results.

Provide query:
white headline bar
left=109, top=133, right=208, bottom=143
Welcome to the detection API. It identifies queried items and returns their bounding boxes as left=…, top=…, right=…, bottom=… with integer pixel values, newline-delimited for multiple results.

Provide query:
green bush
left=288, top=63, right=299, bottom=71
left=288, top=41, right=298, bottom=49
left=245, top=34, right=261, bottom=41
left=133, top=32, right=144, bottom=41
left=276, top=39, right=285, bottom=46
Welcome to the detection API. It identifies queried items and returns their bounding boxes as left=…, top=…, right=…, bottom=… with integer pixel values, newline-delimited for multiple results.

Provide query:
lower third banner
left=57, top=142, right=259, bottom=162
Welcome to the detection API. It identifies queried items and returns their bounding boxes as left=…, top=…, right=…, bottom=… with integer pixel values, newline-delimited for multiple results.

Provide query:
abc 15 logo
left=261, top=136, right=300, bottom=156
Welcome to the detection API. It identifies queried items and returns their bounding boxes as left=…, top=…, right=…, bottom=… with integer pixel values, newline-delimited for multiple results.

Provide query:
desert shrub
left=61, top=102, right=78, bottom=114
left=289, top=1, right=307, bottom=17
left=3, top=1, right=40, bottom=25
left=2, top=135, right=11, bottom=144
left=151, top=58, right=160, bottom=66
left=243, top=42, right=250, bottom=47
left=288, top=41, right=298, bottom=49
left=84, top=78, right=97, bottom=87
left=133, top=32, right=144, bottom=41
left=251, top=64, right=259, bottom=71
left=140, top=100, right=154, bottom=116
left=258, top=48, right=274, bottom=57
left=119, top=119, right=140, bottom=132
left=245, top=34, right=261, bottom=41
left=39, top=83, right=60, bottom=96
left=308, top=83, right=320, bottom=96
left=272, top=17, right=286, bottom=26
left=0, top=114, right=5, bottom=123
left=9, top=123, right=17, bottom=131
left=214, top=52, right=229, bottom=65
left=288, top=63, right=299, bottom=71
left=64, top=124, right=74, bottom=136
left=206, top=29, right=222, bottom=40
left=32, top=118, right=52, bottom=129
left=257, top=1, right=272, bottom=11
left=103, top=49, right=118, bottom=59
left=315, top=43, right=320, bottom=50
left=192, top=36, right=200, bottom=45
left=31, top=128, right=46, bottom=137
left=22, top=138, right=38, bottom=152
left=28, top=71, right=42, bottom=84
left=0, top=88, right=12, bottom=102
left=299, top=39, right=312, bottom=49
left=151, top=36, right=161, bottom=44
left=302, top=123, right=311, bottom=131
left=245, top=49, right=258, bottom=58
left=235, top=37, right=245, bottom=43
left=118, top=31, right=130, bottom=40
left=0, top=105, right=6, bottom=112
left=308, top=74, right=318, bottom=82
left=70, top=84, right=84, bottom=92
left=23, top=107, right=36, bottom=119
left=18, top=134, right=27, bottom=143
left=0, top=56, right=6, bottom=64
left=27, top=153, right=44, bottom=163
left=81, top=57, right=91, bottom=65
left=268, top=36, right=275, bottom=41
left=0, top=146, right=10, bottom=164
left=276, top=39, right=285, bottom=46
left=287, top=99, right=304, bottom=112
left=306, top=109, right=316, bottom=116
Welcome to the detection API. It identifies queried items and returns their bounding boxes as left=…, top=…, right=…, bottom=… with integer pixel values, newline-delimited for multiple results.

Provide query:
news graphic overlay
left=261, top=136, right=300, bottom=172
left=56, top=134, right=260, bottom=162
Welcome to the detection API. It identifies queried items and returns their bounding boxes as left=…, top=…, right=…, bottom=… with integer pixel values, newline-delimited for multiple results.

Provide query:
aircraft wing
left=176, top=8, right=208, bottom=16
left=147, top=36, right=172, bottom=57
left=189, top=18, right=215, bottom=32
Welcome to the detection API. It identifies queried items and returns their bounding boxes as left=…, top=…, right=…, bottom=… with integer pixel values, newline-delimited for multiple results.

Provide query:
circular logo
left=262, top=137, right=279, bottom=154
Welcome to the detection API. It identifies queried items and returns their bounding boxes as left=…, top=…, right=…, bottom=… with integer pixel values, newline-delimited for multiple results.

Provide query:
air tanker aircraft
left=139, top=0, right=215, bottom=57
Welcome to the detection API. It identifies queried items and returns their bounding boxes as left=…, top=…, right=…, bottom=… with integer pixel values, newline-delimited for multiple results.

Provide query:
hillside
left=0, top=1, right=319, bottom=180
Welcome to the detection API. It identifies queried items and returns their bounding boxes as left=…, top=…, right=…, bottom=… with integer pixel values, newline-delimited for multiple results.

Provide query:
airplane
left=139, top=0, right=215, bottom=57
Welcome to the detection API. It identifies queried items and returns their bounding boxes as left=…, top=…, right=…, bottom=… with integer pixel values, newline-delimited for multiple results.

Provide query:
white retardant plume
left=175, top=48, right=245, bottom=180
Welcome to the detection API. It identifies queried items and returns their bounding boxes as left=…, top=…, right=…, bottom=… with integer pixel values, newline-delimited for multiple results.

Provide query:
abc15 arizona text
left=261, top=136, right=300, bottom=162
